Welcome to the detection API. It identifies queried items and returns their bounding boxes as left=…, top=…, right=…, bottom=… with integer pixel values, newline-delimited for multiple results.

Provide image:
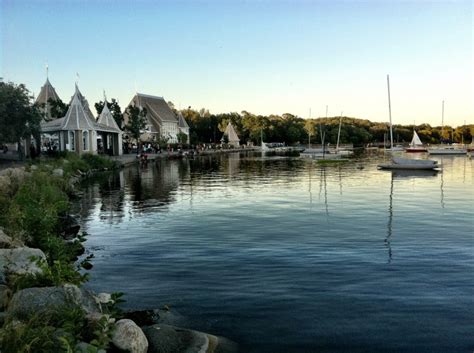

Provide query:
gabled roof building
left=124, top=93, right=189, bottom=144
left=177, top=112, right=190, bottom=143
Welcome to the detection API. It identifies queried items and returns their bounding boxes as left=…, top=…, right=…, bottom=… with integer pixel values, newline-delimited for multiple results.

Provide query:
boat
left=427, top=101, right=467, bottom=155
left=377, top=75, right=438, bottom=170
left=428, top=146, right=467, bottom=155
left=378, top=157, right=439, bottom=170
left=405, top=130, right=427, bottom=152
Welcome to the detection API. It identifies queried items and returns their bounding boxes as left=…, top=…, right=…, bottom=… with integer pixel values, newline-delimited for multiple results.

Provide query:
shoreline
left=0, top=154, right=239, bottom=353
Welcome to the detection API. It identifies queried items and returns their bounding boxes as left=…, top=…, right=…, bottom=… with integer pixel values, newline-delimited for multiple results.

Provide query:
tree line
left=1, top=81, right=473, bottom=149
left=179, top=107, right=474, bottom=146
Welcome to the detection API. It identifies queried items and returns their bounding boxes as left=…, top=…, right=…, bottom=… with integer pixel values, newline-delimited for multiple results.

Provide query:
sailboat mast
left=387, top=75, right=394, bottom=150
left=336, top=112, right=343, bottom=152
left=441, top=100, right=445, bottom=142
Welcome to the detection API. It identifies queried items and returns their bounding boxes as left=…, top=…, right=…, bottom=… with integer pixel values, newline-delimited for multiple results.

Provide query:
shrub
left=0, top=304, right=111, bottom=353
left=6, top=170, right=69, bottom=248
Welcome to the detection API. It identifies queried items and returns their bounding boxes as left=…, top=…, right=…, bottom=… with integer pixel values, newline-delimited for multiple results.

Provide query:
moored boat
left=405, top=130, right=427, bottom=152
left=378, top=157, right=439, bottom=170
left=427, top=146, right=467, bottom=155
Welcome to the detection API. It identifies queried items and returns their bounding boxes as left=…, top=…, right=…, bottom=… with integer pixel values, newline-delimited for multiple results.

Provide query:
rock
left=96, top=292, right=112, bottom=304
left=0, top=229, right=24, bottom=249
left=143, top=324, right=238, bottom=353
left=111, top=319, right=148, bottom=353
left=124, top=308, right=187, bottom=327
left=0, top=247, right=46, bottom=277
left=0, top=284, right=11, bottom=310
left=58, top=214, right=81, bottom=239
left=7, top=284, right=101, bottom=321
left=30, top=165, right=38, bottom=171
left=52, top=168, right=64, bottom=177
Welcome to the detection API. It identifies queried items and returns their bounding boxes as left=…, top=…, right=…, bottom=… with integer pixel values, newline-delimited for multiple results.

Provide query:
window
left=83, top=131, right=89, bottom=151
left=69, top=131, right=75, bottom=151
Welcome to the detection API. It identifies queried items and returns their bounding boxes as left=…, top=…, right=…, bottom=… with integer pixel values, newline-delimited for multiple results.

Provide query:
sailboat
left=405, top=130, right=427, bottom=152
left=378, top=75, right=438, bottom=170
left=428, top=101, right=467, bottom=155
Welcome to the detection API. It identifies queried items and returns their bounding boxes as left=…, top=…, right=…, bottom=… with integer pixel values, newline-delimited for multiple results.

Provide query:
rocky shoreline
left=0, top=161, right=238, bottom=353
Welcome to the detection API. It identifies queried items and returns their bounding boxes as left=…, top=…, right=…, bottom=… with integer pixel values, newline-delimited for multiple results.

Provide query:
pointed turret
left=61, top=84, right=96, bottom=131
left=36, top=78, right=61, bottom=121
left=98, top=95, right=121, bottom=132
left=177, top=112, right=189, bottom=129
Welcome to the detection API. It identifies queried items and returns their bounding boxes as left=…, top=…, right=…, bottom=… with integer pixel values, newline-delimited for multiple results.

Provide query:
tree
left=0, top=82, right=42, bottom=159
left=177, top=131, right=188, bottom=144
left=46, top=97, right=69, bottom=119
left=304, top=119, right=316, bottom=147
left=95, top=99, right=124, bottom=128
left=124, top=105, right=147, bottom=145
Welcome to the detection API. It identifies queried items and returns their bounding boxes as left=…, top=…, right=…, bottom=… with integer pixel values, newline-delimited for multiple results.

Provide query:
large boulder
left=111, top=319, right=148, bottom=353
left=52, top=168, right=64, bottom=177
left=0, top=247, right=46, bottom=278
left=7, top=284, right=101, bottom=321
left=143, top=324, right=238, bottom=353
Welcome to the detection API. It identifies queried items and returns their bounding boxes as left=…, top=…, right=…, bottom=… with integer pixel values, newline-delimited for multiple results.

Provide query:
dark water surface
left=73, top=152, right=473, bottom=353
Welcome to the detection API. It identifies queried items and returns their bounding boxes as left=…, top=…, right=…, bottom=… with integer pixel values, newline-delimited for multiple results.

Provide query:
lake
left=73, top=152, right=473, bottom=353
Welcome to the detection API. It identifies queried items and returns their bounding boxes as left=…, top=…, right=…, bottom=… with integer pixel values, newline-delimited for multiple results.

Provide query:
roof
left=177, top=112, right=189, bottom=129
left=221, top=122, right=240, bottom=142
left=134, top=93, right=178, bottom=124
left=35, top=78, right=61, bottom=121
left=97, top=100, right=121, bottom=133
left=41, top=85, right=121, bottom=134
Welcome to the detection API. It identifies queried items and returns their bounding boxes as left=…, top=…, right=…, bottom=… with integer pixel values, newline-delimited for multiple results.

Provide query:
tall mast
left=441, top=100, right=445, bottom=142
left=387, top=75, right=393, bottom=150
left=336, top=112, right=343, bottom=152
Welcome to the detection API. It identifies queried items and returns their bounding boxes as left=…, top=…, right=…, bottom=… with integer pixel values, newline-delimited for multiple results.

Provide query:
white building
left=41, top=85, right=123, bottom=155
left=124, top=93, right=189, bottom=144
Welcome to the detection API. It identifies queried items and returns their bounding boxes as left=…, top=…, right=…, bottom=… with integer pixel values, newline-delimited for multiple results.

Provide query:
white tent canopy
left=221, top=122, right=240, bottom=147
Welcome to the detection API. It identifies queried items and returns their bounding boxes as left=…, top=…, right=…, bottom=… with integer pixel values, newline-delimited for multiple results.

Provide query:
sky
left=1, top=0, right=472, bottom=126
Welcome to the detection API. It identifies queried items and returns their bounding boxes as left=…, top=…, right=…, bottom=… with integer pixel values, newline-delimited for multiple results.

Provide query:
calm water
left=73, top=152, right=473, bottom=353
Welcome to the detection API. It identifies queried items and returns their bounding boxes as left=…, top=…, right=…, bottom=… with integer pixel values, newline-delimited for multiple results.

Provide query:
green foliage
left=0, top=82, right=42, bottom=158
left=6, top=170, right=69, bottom=246
left=88, top=315, right=114, bottom=351
left=10, top=257, right=89, bottom=291
left=94, top=98, right=124, bottom=129
left=177, top=131, right=188, bottom=144
left=46, top=97, right=69, bottom=120
left=80, top=153, right=115, bottom=170
left=125, top=105, right=147, bottom=143
left=0, top=304, right=112, bottom=353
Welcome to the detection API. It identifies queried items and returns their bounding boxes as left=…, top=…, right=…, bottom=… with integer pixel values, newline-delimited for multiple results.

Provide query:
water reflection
left=385, top=169, right=440, bottom=263
left=75, top=152, right=473, bottom=353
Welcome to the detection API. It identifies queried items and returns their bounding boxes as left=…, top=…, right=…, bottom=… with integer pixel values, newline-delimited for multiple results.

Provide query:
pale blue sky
left=1, top=0, right=472, bottom=126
